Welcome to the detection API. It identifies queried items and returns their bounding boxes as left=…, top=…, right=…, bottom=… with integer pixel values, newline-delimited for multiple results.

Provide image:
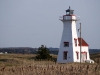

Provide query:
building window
left=74, top=38, right=77, bottom=46
left=76, top=52, right=79, bottom=59
left=63, top=51, right=68, bottom=60
left=64, top=42, right=69, bottom=47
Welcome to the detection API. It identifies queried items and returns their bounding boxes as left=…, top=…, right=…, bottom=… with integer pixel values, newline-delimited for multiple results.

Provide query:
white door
left=81, top=53, right=87, bottom=62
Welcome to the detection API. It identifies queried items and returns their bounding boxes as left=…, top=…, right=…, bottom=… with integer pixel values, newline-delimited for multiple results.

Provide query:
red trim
left=74, top=38, right=77, bottom=46
left=76, top=51, right=79, bottom=59
left=76, top=51, right=79, bottom=53
left=81, top=51, right=86, bottom=53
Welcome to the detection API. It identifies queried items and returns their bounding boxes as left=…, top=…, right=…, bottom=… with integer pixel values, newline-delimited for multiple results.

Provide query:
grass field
left=0, top=53, right=100, bottom=75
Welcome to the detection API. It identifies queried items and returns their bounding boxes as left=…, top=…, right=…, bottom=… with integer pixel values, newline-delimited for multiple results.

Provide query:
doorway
left=81, top=52, right=87, bottom=62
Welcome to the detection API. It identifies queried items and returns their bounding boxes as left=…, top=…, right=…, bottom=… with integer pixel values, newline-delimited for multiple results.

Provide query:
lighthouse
left=57, top=7, right=90, bottom=63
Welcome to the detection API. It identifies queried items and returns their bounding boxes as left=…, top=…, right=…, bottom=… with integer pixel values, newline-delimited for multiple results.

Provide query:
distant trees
left=0, top=47, right=38, bottom=54
left=35, top=45, right=52, bottom=60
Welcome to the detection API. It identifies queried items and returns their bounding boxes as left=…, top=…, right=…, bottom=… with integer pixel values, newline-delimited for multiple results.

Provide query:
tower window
left=64, top=42, right=69, bottom=47
left=63, top=51, right=68, bottom=60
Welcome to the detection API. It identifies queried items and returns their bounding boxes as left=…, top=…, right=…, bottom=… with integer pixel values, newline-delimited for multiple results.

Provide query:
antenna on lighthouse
left=79, top=23, right=82, bottom=72
left=69, top=6, right=70, bottom=9
left=78, top=23, right=82, bottom=63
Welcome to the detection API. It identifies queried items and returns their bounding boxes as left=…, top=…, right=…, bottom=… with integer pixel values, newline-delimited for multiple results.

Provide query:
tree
left=35, top=45, right=52, bottom=60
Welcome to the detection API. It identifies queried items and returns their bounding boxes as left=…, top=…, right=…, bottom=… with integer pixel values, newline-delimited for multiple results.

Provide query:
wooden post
left=80, top=23, right=82, bottom=72
left=80, top=23, right=82, bottom=64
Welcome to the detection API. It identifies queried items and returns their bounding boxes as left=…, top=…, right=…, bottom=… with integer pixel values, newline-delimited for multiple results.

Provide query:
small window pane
left=63, top=51, right=67, bottom=60
left=76, top=52, right=79, bottom=59
left=64, top=42, right=69, bottom=47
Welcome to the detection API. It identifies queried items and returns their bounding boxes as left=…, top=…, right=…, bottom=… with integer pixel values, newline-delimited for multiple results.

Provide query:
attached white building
left=57, top=7, right=90, bottom=63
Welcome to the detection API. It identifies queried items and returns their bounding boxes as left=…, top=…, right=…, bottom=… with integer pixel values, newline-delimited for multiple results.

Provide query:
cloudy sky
left=0, top=0, right=100, bottom=49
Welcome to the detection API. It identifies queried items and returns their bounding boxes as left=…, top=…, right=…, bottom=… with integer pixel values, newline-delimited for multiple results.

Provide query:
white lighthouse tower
left=57, top=7, right=90, bottom=63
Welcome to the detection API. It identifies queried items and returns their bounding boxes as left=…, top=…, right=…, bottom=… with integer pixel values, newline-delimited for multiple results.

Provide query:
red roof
left=78, top=38, right=89, bottom=46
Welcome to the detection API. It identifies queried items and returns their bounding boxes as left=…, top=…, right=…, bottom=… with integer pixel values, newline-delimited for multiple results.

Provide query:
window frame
left=74, top=38, right=77, bottom=46
left=76, top=51, right=79, bottom=59
left=64, top=42, right=69, bottom=47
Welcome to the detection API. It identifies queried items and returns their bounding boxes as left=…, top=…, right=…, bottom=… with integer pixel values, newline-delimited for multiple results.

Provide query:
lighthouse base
left=57, top=47, right=90, bottom=63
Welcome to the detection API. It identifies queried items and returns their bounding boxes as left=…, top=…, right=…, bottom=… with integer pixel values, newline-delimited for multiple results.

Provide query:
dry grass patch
left=0, top=54, right=99, bottom=75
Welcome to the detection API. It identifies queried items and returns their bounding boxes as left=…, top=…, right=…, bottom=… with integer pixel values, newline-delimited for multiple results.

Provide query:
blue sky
left=0, top=0, right=100, bottom=49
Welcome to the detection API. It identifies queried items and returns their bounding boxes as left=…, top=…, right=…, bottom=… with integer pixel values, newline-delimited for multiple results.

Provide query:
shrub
left=35, top=45, right=52, bottom=60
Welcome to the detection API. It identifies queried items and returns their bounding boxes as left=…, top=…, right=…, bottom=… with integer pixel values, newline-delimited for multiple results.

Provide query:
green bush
left=35, top=45, right=52, bottom=60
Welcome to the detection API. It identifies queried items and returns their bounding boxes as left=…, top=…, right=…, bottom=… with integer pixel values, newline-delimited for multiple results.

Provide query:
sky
left=0, top=0, right=100, bottom=49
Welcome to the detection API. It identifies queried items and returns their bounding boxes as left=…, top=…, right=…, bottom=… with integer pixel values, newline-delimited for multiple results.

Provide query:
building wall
left=57, top=15, right=79, bottom=63
left=73, top=46, right=90, bottom=62
left=57, top=20, right=73, bottom=63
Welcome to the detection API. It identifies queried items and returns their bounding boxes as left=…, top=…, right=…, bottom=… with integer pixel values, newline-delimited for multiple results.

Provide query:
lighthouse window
left=63, top=51, right=68, bottom=60
left=74, top=38, right=77, bottom=46
left=64, top=42, right=69, bottom=47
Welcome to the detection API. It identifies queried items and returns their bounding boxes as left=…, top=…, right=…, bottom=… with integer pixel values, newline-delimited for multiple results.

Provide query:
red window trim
left=74, top=38, right=77, bottom=46
left=76, top=51, right=79, bottom=59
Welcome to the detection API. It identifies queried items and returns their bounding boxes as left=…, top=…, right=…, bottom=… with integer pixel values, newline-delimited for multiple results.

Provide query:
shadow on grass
left=28, top=56, right=57, bottom=63
left=0, top=59, right=8, bottom=62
